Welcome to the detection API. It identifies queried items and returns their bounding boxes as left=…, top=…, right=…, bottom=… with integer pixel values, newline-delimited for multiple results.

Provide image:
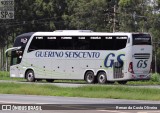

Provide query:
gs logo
left=137, top=60, right=148, bottom=68
left=104, top=53, right=125, bottom=68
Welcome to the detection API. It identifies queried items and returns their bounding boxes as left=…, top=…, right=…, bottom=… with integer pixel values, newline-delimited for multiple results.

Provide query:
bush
left=151, top=73, right=160, bottom=82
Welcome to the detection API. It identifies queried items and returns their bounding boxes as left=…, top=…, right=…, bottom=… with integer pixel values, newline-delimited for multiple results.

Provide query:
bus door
left=10, top=58, right=20, bottom=77
left=5, top=47, right=22, bottom=77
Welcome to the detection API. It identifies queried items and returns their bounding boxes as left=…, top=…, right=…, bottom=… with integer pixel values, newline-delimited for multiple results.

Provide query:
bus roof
left=54, top=30, right=93, bottom=32
left=16, top=31, right=150, bottom=38
left=32, top=31, right=133, bottom=36
left=17, top=32, right=35, bottom=38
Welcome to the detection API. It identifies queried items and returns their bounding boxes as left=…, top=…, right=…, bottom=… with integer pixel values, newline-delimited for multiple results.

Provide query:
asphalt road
left=0, top=94, right=160, bottom=113
left=0, top=94, right=160, bottom=104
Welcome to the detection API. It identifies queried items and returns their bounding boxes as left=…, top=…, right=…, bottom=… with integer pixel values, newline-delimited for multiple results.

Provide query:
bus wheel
left=97, top=72, right=107, bottom=84
left=26, top=70, right=35, bottom=82
left=85, top=71, right=95, bottom=84
left=46, top=79, right=54, bottom=83
left=118, top=81, right=127, bottom=85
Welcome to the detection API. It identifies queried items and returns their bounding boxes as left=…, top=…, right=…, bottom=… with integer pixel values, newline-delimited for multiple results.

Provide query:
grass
left=128, top=73, right=160, bottom=85
left=0, top=71, right=25, bottom=81
left=0, top=82, right=160, bottom=100
left=0, top=71, right=160, bottom=100
left=0, top=71, right=9, bottom=79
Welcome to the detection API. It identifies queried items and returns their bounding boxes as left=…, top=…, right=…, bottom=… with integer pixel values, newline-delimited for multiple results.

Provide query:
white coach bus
left=5, top=30, right=152, bottom=84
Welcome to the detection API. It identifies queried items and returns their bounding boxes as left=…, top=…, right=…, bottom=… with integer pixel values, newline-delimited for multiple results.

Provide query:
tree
left=64, top=0, right=109, bottom=31
left=0, top=0, right=160, bottom=72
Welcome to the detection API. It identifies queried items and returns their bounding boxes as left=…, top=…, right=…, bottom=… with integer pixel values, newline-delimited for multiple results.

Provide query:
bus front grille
left=113, top=62, right=123, bottom=79
left=134, top=53, right=150, bottom=59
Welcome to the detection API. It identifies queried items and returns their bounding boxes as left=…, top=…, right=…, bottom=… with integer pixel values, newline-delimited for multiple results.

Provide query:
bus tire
left=97, top=72, right=107, bottom=84
left=85, top=71, right=95, bottom=84
left=46, top=79, right=54, bottom=83
left=118, top=81, right=127, bottom=85
left=26, top=70, right=35, bottom=82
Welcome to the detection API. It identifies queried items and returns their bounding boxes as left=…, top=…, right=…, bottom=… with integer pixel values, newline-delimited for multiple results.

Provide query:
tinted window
left=42, top=36, right=73, bottom=50
left=114, top=36, right=128, bottom=50
left=12, top=33, right=34, bottom=65
left=74, top=37, right=90, bottom=50
left=101, top=36, right=115, bottom=50
left=132, top=34, right=151, bottom=45
left=74, top=36, right=127, bottom=50
left=28, top=35, right=128, bottom=51
left=59, top=36, right=73, bottom=50
left=45, top=36, right=58, bottom=49
left=28, top=36, right=44, bottom=52
left=89, top=36, right=102, bottom=50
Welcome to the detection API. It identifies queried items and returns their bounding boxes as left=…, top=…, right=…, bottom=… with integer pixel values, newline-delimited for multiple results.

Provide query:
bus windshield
left=10, top=32, right=34, bottom=66
left=132, top=34, right=151, bottom=45
left=10, top=37, right=28, bottom=66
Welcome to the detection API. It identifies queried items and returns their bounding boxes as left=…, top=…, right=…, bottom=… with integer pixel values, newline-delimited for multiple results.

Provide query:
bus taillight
left=128, top=62, right=134, bottom=74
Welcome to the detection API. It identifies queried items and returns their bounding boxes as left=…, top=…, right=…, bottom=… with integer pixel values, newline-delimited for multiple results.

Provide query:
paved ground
left=0, top=94, right=159, bottom=113
left=1, top=110, right=160, bottom=113
left=0, top=94, right=160, bottom=104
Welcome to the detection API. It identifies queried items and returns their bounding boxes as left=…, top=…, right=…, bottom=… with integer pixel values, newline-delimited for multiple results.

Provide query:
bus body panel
left=8, top=31, right=152, bottom=82
left=19, top=49, right=128, bottom=81
left=132, top=45, right=152, bottom=79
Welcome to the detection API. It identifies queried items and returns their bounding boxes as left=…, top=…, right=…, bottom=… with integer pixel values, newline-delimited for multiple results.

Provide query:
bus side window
left=73, top=36, right=90, bottom=50
left=45, top=37, right=58, bottom=49
left=28, top=36, right=44, bottom=52
left=114, top=37, right=128, bottom=50
left=59, top=37, right=73, bottom=50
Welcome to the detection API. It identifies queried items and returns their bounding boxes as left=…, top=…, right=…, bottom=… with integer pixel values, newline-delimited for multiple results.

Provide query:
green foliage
left=0, top=0, right=159, bottom=35
left=64, top=0, right=108, bottom=31
left=119, top=0, right=132, bottom=7
left=0, top=71, right=25, bottom=81
left=151, top=73, right=160, bottom=82
left=0, top=71, right=9, bottom=78
left=0, top=82, right=160, bottom=100
left=1, top=0, right=160, bottom=72
left=0, top=0, right=159, bottom=32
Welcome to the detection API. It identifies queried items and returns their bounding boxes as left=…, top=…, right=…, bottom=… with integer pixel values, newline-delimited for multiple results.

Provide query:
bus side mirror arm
left=5, top=46, right=22, bottom=54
